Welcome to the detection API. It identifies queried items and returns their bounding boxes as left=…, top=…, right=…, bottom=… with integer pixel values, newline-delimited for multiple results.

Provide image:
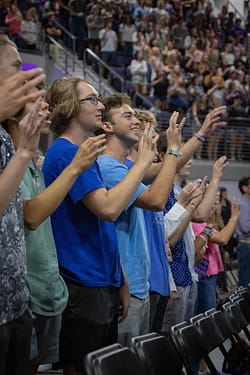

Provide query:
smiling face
left=107, top=104, right=141, bottom=146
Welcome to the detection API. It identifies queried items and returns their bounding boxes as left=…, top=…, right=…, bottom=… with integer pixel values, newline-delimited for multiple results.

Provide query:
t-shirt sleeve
left=47, top=144, right=104, bottom=205
left=20, top=169, right=32, bottom=201
left=97, top=155, right=147, bottom=209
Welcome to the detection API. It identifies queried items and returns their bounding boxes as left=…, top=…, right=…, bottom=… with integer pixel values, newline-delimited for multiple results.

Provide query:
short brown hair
left=102, top=93, right=132, bottom=122
left=46, top=76, right=89, bottom=136
left=134, top=109, right=157, bottom=129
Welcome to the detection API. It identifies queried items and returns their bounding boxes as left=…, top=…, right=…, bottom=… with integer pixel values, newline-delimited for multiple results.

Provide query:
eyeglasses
left=79, top=96, right=103, bottom=105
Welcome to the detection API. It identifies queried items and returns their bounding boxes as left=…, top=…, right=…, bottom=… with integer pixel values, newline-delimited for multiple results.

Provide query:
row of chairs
left=84, top=286, right=250, bottom=375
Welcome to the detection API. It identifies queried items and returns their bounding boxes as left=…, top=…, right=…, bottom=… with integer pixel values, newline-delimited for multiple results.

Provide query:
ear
left=101, top=121, right=114, bottom=134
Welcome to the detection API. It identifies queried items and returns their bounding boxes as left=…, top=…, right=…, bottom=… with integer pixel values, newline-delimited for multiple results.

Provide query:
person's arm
left=167, top=178, right=206, bottom=245
left=0, top=98, right=49, bottom=215
left=177, top=106, right=227, bottom=169
left=192, top=100, right=202, bottom=127
left=168, top=264, right=177, bottom=304
left=192, top=156, right=228, bottom=222
left=22, top=135, right=106, bottom=230
left=209, top=198, right=240, bottom=245
left=118, top=265, right=130, bottom=323
left=135, top=112, right=185, bottom=210
left=82, top=124, right=158, bottom=221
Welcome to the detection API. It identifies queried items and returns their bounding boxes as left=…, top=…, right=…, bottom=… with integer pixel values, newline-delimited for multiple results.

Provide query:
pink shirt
left=192, top=222, right=224, bottom=277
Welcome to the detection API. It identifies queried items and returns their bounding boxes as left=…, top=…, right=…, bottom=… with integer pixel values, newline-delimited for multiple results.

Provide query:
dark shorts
left=60, top=279, right=120, bottom=371
left=30, top=314, right=62, bottom=364
left=0, top=309, right=33, bottom=375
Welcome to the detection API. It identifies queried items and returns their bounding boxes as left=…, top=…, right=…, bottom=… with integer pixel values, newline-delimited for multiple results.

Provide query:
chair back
left=131, top=332, right=183, bottom=375
left=84, top=343, right=146, bottom=375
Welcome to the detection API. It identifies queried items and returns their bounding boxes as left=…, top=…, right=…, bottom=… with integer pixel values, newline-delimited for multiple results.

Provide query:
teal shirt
left=20, top=161, right=68, bottom=316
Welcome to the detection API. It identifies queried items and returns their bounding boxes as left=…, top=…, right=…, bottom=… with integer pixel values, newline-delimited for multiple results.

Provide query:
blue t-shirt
left=126, top=159, right=170, bottom=297
left=164, top=189, right=192, bottom=287
left=42, top=138, right=123, bottom=288
left=97, top=155, right=149, bottom=299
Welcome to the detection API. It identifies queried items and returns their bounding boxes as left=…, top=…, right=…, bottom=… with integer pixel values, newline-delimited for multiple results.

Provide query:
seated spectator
left=128, top=49, right=149, bottom=94
left=5, top=2, right=23, bottom=47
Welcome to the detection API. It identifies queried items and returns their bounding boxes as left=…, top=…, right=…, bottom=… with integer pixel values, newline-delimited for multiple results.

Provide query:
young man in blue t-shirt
left=43, top=76, right=157, bottom=374
left=97, top=93, right=184, bottom=346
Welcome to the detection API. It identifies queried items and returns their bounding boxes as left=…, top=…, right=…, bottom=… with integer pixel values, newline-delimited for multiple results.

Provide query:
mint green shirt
left=20, top=161, right=68, bottom=316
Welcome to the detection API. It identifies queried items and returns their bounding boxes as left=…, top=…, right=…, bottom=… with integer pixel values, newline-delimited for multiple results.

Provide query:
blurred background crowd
left=0, top=0, right=249, bottom=161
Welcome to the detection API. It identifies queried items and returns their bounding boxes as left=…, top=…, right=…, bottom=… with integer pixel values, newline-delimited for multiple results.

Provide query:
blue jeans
left=237, top=241, right=250, bottom=287
left=196, top=275, right=217, bottom=314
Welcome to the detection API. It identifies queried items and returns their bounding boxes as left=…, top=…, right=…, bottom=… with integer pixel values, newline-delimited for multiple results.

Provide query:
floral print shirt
left=0, top=125, right=28, bottom=325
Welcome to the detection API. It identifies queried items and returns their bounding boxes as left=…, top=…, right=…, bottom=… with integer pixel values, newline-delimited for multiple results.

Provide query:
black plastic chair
left=170, top=322, right=218, bottom=375
left=84, top=343, right=146, bottom=375
left=192, top=313, right=239, bottom=375
left=131, top=332, right=184, bottom=375
left=206, top=308, right=250, bottom=374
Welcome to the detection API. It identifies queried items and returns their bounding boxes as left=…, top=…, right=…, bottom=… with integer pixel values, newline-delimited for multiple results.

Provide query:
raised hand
left=192, top=177, right=208, bottom=204
left=180, top=177, right=208, bottom=210
left=17, top=97, right=50, bottom=160
left=177, top=181, right=197, bottom=207
left=0, top=68, right=46, bottom=122
left=137, top=123, right=159, bottom=168
left=211, top=156, right=229, bottom=181
left=71, top=134, right=107, bottom=175
left=166, top=111, right=186, bottom=151
left=198, top=106, right=227, bottom=137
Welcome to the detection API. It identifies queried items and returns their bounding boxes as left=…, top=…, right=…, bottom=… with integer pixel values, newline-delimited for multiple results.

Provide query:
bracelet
left=165, top=149, right=183, bottom=157
left=203, top=226, right=213, bottom=235
left=193, top=133, right=206, bottom=143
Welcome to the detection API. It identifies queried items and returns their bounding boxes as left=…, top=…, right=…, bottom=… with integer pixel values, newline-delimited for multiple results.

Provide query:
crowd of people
left=0, top=0, right=248, bottom=160
left=1, top=32, right=250, bottom=375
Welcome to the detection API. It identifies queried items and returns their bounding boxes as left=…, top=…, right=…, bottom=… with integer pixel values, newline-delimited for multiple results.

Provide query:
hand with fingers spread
left=17, top=97, right=51, bottom=160
left=0, top=68, right=46, bottom=122
left=197, top=106, right=227, bottom=138
left=211, top=155, right=229, bottom=182
left=177, top=181, right=197, bottom=207
left=137, top=123, right=159, bottom=169
left=166, top=111, right=186, bottom=151
left=187, top=177, right=208, bottom=210
left=178, top=177, right=207, bottom=210
left=70, top=134, right=107, bottom=175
